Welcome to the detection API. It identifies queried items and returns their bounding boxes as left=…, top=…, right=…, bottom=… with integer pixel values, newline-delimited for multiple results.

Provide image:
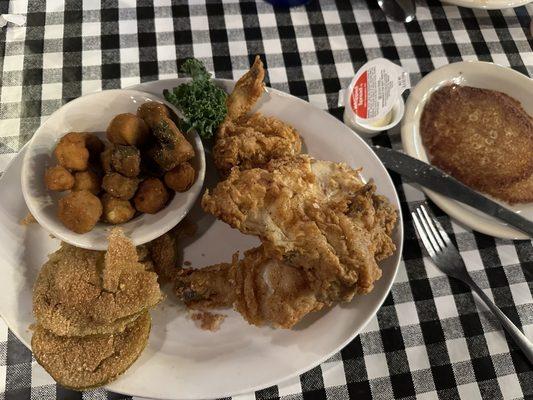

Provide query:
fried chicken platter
left=0, top=56, right=402, bottom=397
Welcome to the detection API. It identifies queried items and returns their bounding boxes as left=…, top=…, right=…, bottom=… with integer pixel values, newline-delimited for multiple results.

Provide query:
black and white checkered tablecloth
left=0, top=0, right=532, bottom=399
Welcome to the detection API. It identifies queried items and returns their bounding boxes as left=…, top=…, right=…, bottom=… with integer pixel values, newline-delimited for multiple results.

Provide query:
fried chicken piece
left=146, top=221, right=197, bottom=283
left=225, top=55, right=265, bottom=121
left=202, top=156, right=397, bottom=298
left=176, top=260, right=235, bottom=309
left=33, top=229, right=162, bottom=336
left=213, top=56, right=302, bottom=175
left=213, top=113, right=302, bottom=175
left=176, top=246, right=324, bottom=329
left=32, top=312, right=151, bottom=391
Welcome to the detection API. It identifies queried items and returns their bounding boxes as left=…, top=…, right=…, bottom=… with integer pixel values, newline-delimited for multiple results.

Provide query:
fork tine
left=412, top=209, right=437, bottom=257
left=421, top=204, right=452, bottom=246
left=415, top=207, right=441, bottom=252
left=420, top=205, right=445, bottom=249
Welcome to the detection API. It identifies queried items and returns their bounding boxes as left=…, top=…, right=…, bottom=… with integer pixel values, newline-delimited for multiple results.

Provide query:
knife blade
left=371, top=145, right=533, bottom=237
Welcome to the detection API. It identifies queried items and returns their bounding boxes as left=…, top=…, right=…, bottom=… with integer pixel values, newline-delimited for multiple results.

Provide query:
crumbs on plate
left=189, top=311, right=226, bottom=332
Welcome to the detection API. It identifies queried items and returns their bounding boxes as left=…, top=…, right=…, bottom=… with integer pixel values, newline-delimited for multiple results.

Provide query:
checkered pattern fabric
left=0, top=0, right=532, bottom=399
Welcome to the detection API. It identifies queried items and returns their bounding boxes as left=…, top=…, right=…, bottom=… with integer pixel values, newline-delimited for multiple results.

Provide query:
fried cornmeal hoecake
left=33, top=229, right=162, bottom=336
left=32, top=312, right=151, bottom=391
left=213, top=56, right=302, bottom=176
left=420, top=85, right=533, bottom=204
left=176, top=156, right=397, bottom=328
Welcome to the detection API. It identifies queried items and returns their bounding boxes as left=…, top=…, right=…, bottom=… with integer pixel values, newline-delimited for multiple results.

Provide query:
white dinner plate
left=442, top=0, right=531, bottom=9
left=0, top=79, right=403, bottom=399
left=402, top=61, right=533, bottom=240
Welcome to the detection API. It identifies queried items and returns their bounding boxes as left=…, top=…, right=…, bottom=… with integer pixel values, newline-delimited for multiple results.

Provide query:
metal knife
left=371, top=145, right=533, bottom=237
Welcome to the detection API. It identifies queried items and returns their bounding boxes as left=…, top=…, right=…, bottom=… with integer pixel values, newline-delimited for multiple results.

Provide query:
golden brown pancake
left=33, top=231, right=162, bottom=336
left=420, top=85, right=533, bottom=204
left=32, top=312, right=151, bottom=391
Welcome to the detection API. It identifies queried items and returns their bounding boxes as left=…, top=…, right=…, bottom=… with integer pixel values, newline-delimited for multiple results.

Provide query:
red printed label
left=350, top=71, right=368, bottom=119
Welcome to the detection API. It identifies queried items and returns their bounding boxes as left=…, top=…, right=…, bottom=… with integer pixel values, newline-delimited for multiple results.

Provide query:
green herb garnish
left=163, top=59, right=227, bottom=140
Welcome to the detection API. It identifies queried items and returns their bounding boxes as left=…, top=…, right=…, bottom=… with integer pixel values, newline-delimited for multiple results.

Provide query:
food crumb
left=178, top=219, right=197, bottom=237
left=189, top=311, right=226, bottom=332
left=20, top=212, right=37, bottom=226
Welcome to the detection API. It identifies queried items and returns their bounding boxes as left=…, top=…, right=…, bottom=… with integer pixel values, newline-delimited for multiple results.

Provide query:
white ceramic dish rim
left=442, top=0, right=532, bottom=9
left=401, top=60, right=531, bottom=240
left=1, top=79, right=403, bottom=400
left=20, top=89, right=206, bottom=250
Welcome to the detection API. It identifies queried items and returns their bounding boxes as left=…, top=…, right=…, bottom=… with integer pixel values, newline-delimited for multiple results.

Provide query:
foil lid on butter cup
left=345, top=58, right=410, bottom=129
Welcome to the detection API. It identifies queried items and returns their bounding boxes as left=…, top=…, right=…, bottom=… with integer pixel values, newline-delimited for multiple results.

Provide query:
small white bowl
left=343, top=98, right=404, bottom=138
left=21, top=89, right=205, bottom=250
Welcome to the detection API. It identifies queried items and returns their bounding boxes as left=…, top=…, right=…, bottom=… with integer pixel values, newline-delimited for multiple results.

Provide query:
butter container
left=343, top=58, right=410, bottom=138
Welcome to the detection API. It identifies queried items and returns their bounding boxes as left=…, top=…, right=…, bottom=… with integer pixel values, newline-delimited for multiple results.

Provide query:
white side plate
left=402, top=61, right=532, bottom=240
left=442, top=0, right=531, bottom=9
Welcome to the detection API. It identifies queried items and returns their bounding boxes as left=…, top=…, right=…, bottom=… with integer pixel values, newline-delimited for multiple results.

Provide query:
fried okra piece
left=102, top=173, right=138, bottom=200
left=137, top=101, right=170, bottom=128
left=84, top=134, right=105, bottom=156
left=147, top=117, right=194, bottom=171
left=45, top=165, right=75, bottom=191
left=53, top=132, right=90, bottom=171
left=164, top=162, right=195, bottom=192
left=106, top=113, right=150, bottom=146
left=134, top=178, right=169, bottom=214
left=58, top=190, right=102, bottom=233
left=111, top=145, right=141, bottom=177
left=101, top=193, right=135, bottom=224
left=72, top=170, right=101, bottom=195
left=100, top=145, right=114, bottom=173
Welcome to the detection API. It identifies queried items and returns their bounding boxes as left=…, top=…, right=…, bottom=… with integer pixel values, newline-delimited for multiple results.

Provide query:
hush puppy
left=164, top=162, right=195, bottom=192
left=58, top=190, right=102, bottom=234
left=54, top=132, right=90, bottom=171
left=102, top=173, right=138, bottom=200
left=137, top=101, right=170, bottom=128
left=101, top=194, right=136, bottom=224
left=72, top=170, right=101, bottom=195
left=45, top=165, right=75, bottom=191
left=134, top=178, right=169, bottom=214
left=106, top=113, right=149, bottom=146
left=111, top=146, right=141, bottom=177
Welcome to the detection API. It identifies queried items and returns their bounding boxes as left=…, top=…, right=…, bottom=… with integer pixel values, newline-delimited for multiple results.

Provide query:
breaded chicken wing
left=225, top=55, right=265, bottom=121
left=213, top=56, right=302, bottom=175
left=181, top=156, right=397, bottom=328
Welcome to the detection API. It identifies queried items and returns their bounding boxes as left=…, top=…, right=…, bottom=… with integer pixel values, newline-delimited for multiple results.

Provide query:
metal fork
left=412, top=204, right=533, bottom=364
